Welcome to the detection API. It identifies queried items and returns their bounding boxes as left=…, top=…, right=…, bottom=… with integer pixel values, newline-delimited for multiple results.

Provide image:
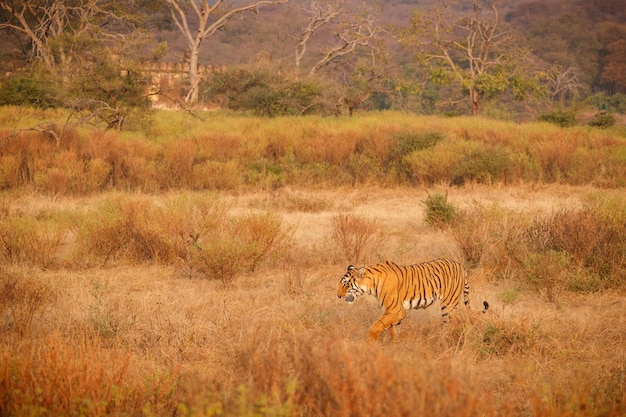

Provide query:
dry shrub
left=26, top=140, right=105, bottom=195
left=355, top=127, right=394, bottom=165
left=236, top=212, right=293, bottom=271
left=83, top=157, right=112, bottom=192
left=0, top=146, right=37, bottom=188
left=294, top=131, right=356, bottom=166
left=0, top=268, right=58, bottom=337
left=196, top=134, right=243, bottom=161
left=532, top=133, right=578, bottom=182
left=85, top=133, right=129, bottom=186
left=0, top=334, right=180, bottom=416
left=2, top=112, right=625, bottom=191
left=450, top=203, right=517, bottom=276
left=1, top=131, right=55, bottom=161
left=193, top=160, right=242, bottom=190
left=257, top=189, right=331, bottom=213
left=0, top=216, right=63, bottom=268
left=397, top=306, right=516, bottom=359
left=282, top=192, right=330, bottom=213
left=38, top=166, right=70, bottom=195
left=35, top=150, right=79, bottom=195
left=183, top=210, right=293, bottom=286
left=548, top=209, right=602, bottom=263
left=122, top=141, right=161, bottom=190
left=162, top=140, right=195, bottom=188
left=0, top=154, right=22, bottom=189
left=331, top=213, right=387, bottom=265
left=223, top=331, right=491, bottom=417
left=174, top=323, right=625, bottom=417
left=506, top=201, right=626, bottom=295
left=281, top=255, right=308, bottom=295
left=85, top=132, right=159, bottom=190
left=75, top=197, right=176, bottom=266
left=478, top=317, right=544, bottom=357
left=524, top=250, right=574, bottom=302
left=447, top=193, right=626, bottom=296
left=552, top=197, right=626, bottom=286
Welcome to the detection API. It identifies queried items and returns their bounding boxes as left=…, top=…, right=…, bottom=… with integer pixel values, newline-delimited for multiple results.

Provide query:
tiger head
left=337, top=265, right=366, bottom=304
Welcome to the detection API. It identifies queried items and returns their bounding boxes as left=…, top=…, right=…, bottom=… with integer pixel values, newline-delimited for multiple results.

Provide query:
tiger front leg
left=367, top=310, right=405, bottom=342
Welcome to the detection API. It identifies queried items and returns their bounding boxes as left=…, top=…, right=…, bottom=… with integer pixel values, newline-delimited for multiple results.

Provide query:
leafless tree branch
left=162, top=0, right=289, bottom=103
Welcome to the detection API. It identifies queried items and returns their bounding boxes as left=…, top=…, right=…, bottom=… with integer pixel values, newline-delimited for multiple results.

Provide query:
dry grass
left=1, top=185, right=625, bottom=416
left=2, top=111, right=625, bottom=193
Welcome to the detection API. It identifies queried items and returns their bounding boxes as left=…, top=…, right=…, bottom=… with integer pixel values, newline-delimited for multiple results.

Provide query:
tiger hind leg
left=389, top=323, right=401, bottom=343
left=440, top=297, right=462, bottom=323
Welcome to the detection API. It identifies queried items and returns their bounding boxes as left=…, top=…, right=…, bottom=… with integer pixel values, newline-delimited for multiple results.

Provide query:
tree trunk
left=187, top=45, right=200, bottom=104
left=470, top=87, right=480, bottom=115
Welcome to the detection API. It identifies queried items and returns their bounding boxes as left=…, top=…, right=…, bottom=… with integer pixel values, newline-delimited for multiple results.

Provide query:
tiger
left=337, top=258, right=489, bottom=342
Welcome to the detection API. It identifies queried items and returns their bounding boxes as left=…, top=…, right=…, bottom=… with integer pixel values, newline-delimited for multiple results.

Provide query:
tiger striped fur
left=337, top=259, right=489, bottom=341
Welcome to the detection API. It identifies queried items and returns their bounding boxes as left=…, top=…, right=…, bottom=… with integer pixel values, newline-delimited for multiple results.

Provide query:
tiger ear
left=347, top=265, right=356, bottom=272
left=358, top=267, right=366, bottom=278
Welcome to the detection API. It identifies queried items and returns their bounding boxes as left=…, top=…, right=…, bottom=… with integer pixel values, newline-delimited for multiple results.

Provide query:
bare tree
left=0, top=0, right=136, bottom=70
left=290, top=1, right=388, bottom=115
left=405, top=0, right=537, bottom=115
left=312, top=9, right=381, bottom=78
left=162, top=0, right=289, bottom=104
left=294, top=0, right=341, bottom=78
left=293, top=1, right=383, bottom=78
left=0, top=0, right=69, bottom=69
left=546, top=64, right=584, bottom=108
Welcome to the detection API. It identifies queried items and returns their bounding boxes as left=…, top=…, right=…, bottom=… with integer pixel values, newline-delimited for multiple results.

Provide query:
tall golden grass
left=1, top=110, right=625, bottom=194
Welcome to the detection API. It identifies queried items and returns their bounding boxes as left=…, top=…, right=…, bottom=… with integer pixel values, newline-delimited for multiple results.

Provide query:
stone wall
left=141, top=62, right=227, bottom=108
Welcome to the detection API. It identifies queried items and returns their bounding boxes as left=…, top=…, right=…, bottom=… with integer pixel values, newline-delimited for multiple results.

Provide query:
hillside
left=1, top=0, right=625, bottom=120
left=151, top=0, right=625, bottom=95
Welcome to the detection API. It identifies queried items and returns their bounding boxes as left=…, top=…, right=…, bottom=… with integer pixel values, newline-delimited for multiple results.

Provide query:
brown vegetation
left=1, top=110, right=625, bottom=195
left=1, top=184, right=625, bottom=416
left=1, top=111, right=625, bottom=416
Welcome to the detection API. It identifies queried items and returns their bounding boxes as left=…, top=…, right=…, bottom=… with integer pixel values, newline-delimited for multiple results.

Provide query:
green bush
left=539, top=109, right=577, bottom=127
left=522, top=250, right=573, bottom=302
left=480, top=321, right=542, bottom=357
left=387, top=132, right=444, bottom=180
left=202, top=67, right=323, bottom=116
left=422, top=192, right=457, bottom=229
left=588, top=112, right=616, bottom=128
left=404, top=143, right=465, bottom=186
left=0, top=74, right=59, bottom=108
left=451, top=145, right=513, bottom=185
left=389, top=132, right=443, bottom=159
left=586, top=93, right=626, bottom=114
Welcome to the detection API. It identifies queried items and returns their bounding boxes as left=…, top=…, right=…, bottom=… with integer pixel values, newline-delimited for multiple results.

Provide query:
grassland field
left=1, top=109, right=625, bottom=416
